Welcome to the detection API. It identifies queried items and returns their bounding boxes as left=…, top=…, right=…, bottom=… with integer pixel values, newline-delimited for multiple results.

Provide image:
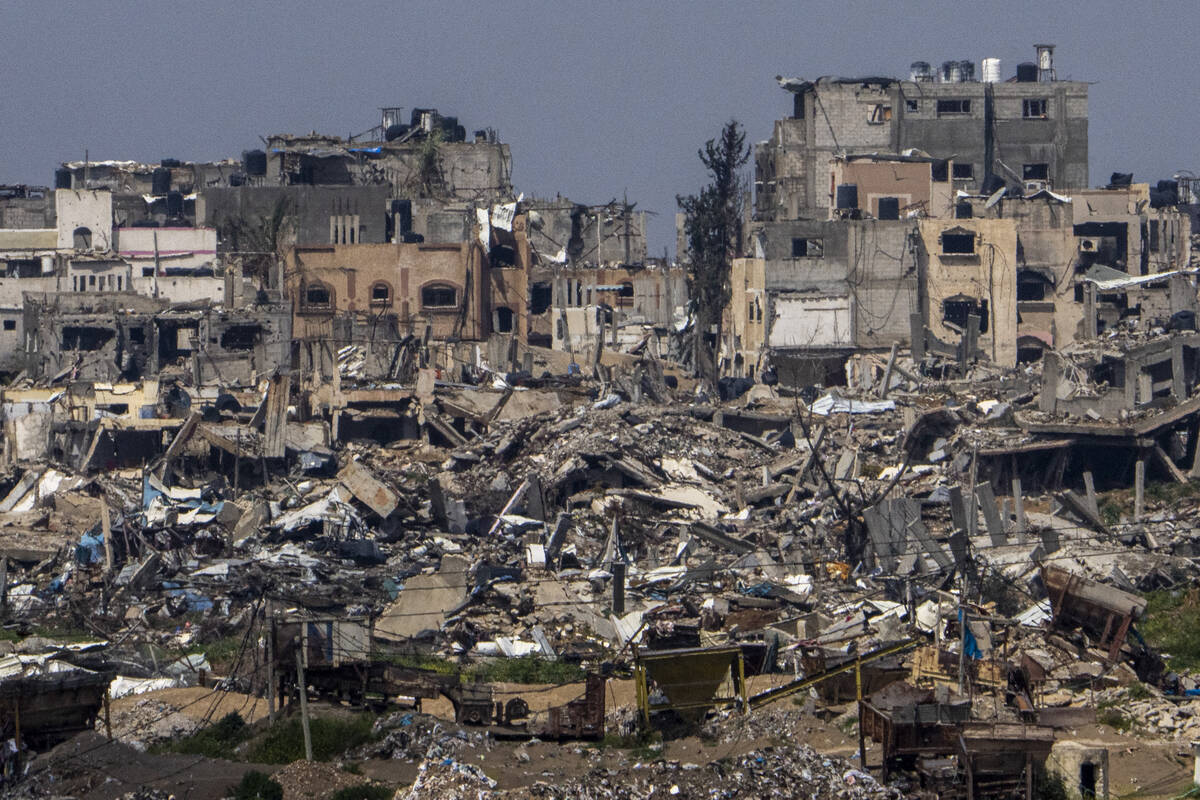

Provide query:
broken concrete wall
left=55, top=189, right=113, bottom=252
left=919, top=217, right=1019, bottom=367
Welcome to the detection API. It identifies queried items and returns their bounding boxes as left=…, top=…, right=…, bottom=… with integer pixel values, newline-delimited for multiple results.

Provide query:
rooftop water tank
left=959, top=60, right=976, bottom=81
left=981, top=57, right=1001, bottom=83
left=910, top=61, right=932, bottom=82
left=1016, top=62, right=1038, bottom=82
left=941, top=60, right=961, bottom=83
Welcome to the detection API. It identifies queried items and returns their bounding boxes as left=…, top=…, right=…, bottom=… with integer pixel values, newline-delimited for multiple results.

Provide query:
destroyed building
left=728, top=219, right=918, bottom=383
left=758, top=45, right=1089, bottom=221
left=22, top=291, right=291, bottom=384
left=5, top=57, right=1200, bottom=800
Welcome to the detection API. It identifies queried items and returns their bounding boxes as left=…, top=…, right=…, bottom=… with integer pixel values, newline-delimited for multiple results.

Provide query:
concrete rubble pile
left=2, top=325, right=1200, bottom=796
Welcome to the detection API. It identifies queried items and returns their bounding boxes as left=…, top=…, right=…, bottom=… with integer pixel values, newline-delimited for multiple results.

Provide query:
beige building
left=919, top=218, right=1019, bottom=367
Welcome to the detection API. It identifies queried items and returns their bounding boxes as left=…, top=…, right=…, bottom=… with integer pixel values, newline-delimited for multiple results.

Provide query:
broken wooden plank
left=262, top=373, right=290, bottom=459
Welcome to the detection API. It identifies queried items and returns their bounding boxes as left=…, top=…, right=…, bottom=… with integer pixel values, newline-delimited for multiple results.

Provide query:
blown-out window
left=370, top=281, right=392, bottom=306
left=421, top=284, right=457, bottom=308
left=302, top=281, right=333, bottom=310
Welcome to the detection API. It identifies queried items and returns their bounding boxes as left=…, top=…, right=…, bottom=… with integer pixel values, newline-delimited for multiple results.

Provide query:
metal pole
left=295, top=644, right=313, bottom=761
left=856, top=657, right=866, bottom=766
left=266, top=603, right=276, bottom=723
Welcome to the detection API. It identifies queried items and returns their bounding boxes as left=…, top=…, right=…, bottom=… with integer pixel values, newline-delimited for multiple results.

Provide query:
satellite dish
left=985, top=186, right=1006, bottom=209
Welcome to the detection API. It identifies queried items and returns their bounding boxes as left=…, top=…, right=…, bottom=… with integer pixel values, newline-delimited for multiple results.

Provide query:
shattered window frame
left=421, top=283, right=458, bottom=309
left=791, top=237, right=824, bottom=258
left=939, top=231, right=977, bottom=255
left=941, top=296, right=989, bottom=333
left=1023, top=163, right=1050, bottom=181
left=867, top=104, right=892, bottom=124
left=1022, top=98, right=1049, bottom=119
left=936, top=98, right=971, bottom=115
left=301, top=281, right=334, bottom=311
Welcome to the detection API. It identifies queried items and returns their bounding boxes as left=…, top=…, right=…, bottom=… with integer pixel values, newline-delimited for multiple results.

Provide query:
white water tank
left=981, top=57, right=1001, bottom=83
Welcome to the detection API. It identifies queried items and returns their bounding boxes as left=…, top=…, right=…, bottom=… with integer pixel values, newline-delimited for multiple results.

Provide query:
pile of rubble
left=398, top=744, right=901, bottom=800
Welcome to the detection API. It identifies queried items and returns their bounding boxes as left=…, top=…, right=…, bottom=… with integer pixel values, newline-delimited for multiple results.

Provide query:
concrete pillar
left=1041, top=351, right=1061, bottom=414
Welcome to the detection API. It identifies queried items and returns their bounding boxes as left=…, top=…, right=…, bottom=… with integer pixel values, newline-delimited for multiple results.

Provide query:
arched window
left=73, top=227, right=92, bottom=250
left=301, top=280, right=333, bottom=311
left=421, top=283, right=458, bottom=308
left=369, top=281, right=392, bottom=307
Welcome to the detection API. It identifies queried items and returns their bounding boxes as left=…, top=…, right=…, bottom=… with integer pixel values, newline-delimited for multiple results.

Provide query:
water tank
left=941, top=60, right=961, bottom=83
left=229, top=173, right=245, bottom=187
left=981, top=58, right=1002, bottom=83
left=54, top=167, right=72, bottom=189
left=151, top=167, right=171, bottom=195
left=166, top=191, right=183, bottom=217
left=1016, top=62, right=1038, bottom=82
left=910, top=61, right=932, bottom=82
left=955, top=201, right=973, bottom=219
left=877, top=197, right=900, bottom=220
left=959, top=60, right=976, bottom=82
left=160, top=158, right=181, bottom=168
left=385, top=123, right=409, bottom=142
left=835, top=184, right=859, bottom=210
left=242, top=149, right=267, bottom=176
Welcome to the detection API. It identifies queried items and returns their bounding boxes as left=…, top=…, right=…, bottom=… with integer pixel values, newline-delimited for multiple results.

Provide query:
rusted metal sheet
left=1042, top=564, right=1145, bottom=661
left=546, top=673, right=605, bottom=740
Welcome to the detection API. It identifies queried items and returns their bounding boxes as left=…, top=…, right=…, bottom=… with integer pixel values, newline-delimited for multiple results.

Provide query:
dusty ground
left=17, top=681, right=1199, bottom=799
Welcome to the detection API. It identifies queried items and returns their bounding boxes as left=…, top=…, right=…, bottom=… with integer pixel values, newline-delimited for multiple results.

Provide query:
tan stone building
left=918, top=218, right=1019, bottom=367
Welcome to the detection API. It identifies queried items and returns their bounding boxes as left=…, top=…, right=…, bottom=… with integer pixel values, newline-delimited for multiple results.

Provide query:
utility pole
left=266, top=600, right=276, bottom=723
left=959, top=446, right=978, bottom=696
left=295, top=639, right=313, bottom=761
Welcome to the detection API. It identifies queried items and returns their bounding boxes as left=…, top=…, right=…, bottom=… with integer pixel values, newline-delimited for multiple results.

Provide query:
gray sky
left=2, top=1, right=1196, bottom=254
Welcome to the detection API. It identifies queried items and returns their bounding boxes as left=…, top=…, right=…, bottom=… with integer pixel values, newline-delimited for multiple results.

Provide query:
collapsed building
left=727, top=46, right=1192, bottom=386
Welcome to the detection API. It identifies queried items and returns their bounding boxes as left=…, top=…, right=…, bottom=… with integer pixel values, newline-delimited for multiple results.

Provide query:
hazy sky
left=2, top=1, right=1196, bottom=253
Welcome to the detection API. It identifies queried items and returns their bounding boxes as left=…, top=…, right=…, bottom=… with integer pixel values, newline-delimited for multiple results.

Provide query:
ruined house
left=546, top=262, right=687, bottom=353
left=728, top=219, right=919, bottom=384
left=262, top=107, right=512, bottom=205
left=287, top=208, right=531, bottom=380
left=22, top=292, right=290, bottom=385
left=918, top=217, right=1020, bottom=367
left=758, top=45, right=1089, bottom=221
